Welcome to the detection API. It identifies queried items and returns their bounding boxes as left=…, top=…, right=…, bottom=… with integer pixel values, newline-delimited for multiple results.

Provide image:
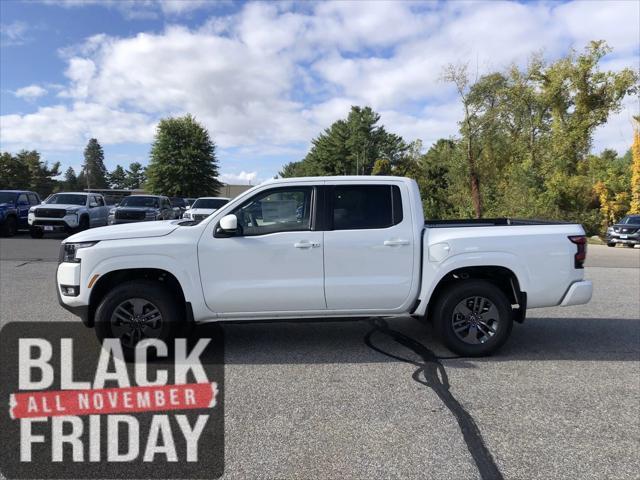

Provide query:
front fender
left=87, top=254, right=200, bottom=304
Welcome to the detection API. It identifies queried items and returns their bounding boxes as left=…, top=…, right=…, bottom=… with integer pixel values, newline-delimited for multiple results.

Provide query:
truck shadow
left=207, top=315, right=639, bottom=365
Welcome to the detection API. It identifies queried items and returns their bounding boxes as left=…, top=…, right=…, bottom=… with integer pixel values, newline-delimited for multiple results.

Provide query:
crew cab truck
left=0, top=190, right=41, bottom=236
left=56, top=177, right=592, bottom=357
left=29, top=192, right=109, bottom=238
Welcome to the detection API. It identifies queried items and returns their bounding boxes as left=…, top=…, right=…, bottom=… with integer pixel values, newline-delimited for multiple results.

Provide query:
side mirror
left=89, top=201, right=98, bottom=208
left=215, top=214, right=238, bottom=237
left=41, top=201, right=46, bottom=205
left=186, top=205, right=191, bottom=210
left=115, top=203, right=120, bottom=207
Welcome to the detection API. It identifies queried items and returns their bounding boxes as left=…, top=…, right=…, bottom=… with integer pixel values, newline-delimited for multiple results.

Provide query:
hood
left=613, top=223, right=640, bottom=229
left=115, top=206, right=159, bottom=212
left=0, top=203, right=13, bottom=210
left=38, top=203, right=84, bottom=210
left=189, top=208, right=216, bottom=215
left=65, top=220, right=181, bottom=242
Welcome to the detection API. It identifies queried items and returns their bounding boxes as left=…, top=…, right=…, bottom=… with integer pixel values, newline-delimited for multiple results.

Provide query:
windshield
left=46, top=194, right=86, bottom=206
left=620, top=215, right=640, bottom=224
left=192, top=198, right=229, bottom=209
left=120, top=196, right=159, bottom=208
left=0, top=192, right=17, bottom=204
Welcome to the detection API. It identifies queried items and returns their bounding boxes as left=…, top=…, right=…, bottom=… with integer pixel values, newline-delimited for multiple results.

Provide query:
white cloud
left=219, top=171, right=258, bottom=185
left=14, top=85, right=48, bottom=99
left=1, top=0, right=638, bottom=179
left=1, top=21, right=30, bottom=46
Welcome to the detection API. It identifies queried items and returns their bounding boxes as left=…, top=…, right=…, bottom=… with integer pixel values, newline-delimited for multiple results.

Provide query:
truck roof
left=264, top=175, right=413, bottom=185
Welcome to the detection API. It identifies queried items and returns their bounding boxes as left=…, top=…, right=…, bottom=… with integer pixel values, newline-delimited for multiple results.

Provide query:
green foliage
left=278, top=42, right=637, bottom=235
left=62, top=167, right=80, bottom=191
left=79, top=138, right=108, bottom=189
left=0, top=150, right=60, bottom=196
left=108, top=165, right=127, bottom=189
left=146, top=114, right=221, bottom=197
left=124, top=162, right=146, bottom=189
left=280, top=106, right=408, bottom=177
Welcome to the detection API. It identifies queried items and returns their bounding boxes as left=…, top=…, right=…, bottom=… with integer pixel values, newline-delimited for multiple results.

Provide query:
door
left=323, top=183, right=415, bottom=311
left=16, top=193, right=30, bottom=227
left=198, top=185, right=326, bottom=314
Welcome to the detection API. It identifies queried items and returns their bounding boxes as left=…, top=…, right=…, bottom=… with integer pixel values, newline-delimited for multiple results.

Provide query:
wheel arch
left=423, top=265, right=527, bottom=323
left=87, top=268, right=190, bottom=327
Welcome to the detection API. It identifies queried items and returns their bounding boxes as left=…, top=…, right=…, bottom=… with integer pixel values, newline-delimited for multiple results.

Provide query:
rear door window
left=331, top=185, right=402, bottom=230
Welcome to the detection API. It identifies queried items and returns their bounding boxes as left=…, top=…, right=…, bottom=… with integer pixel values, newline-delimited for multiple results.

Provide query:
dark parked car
left=0, top=190, right=41, bottom=236
left=606, top=214, right=640, bottom=248
left=107, top=195, right=176, bottom=225
left=169, top=197, right=188, bottom=218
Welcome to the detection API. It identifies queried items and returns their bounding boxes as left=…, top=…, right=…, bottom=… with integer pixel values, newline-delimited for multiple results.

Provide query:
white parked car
left=28, top=192, right=109, bottom=238
left=56, top=176, right=592, bottom=357
left=182, top=197, right=230, bottom=222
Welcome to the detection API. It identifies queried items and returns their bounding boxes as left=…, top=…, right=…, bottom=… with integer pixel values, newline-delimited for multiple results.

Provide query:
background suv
left=607, top=215, right=640, bottom=248
left=108, top=195, right=175, bottom=224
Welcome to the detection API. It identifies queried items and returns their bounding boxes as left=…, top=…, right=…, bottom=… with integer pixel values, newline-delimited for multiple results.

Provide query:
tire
left=432, top=279, right=513, bottom=357
left=0, top=216, right=17, bottom=237
left=77, top=215, right=90, bottom=232
left=607, top=242, right=616, bottom=247
left=94, top=280, right=183, bottom=360
left=625, top=244, right=636, bottom=248
left=29, top=227, right=44, bottom=239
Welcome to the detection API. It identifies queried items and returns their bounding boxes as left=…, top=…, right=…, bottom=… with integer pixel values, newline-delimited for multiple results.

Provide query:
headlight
left=61, top=241, right=98, bottom=263
left=65, top=208, right=79, bottom=215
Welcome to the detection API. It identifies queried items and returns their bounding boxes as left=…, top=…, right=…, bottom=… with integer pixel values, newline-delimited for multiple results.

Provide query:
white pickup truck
left=56, top=176, right=592, bottom=356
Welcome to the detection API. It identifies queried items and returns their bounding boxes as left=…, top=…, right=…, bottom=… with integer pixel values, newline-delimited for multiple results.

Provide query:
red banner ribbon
left=9, top=382, right=218, bottom=420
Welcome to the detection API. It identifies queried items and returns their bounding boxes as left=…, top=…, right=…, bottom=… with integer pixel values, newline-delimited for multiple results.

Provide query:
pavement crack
left=364, top=318, right=503, bottom=480
left=15, top=259, right=44, bottom=267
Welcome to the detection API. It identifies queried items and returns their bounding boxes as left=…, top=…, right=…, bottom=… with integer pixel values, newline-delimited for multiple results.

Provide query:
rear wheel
left=625, top=244, right=636, bottom=248
left=95, top=280, right=182, bottom=360
left=29, top=227, right=44, bottom=239
left=607, top=242, right=616, bottom=247
left=432, top=279, right=513, bottom=357
left=0, top=216, right=17, bottom=237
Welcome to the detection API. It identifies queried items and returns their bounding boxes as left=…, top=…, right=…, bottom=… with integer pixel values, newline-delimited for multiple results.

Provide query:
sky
left=1, top=0, right=639, bottom=185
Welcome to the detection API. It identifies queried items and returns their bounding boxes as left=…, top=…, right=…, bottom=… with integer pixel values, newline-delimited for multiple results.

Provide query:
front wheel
left=607, top=242, right=616, bottom=247
left=432, top=279, right=513, bottom=357
left=29, top=227, right=44, bottom=238
left=76, top=215, right=90, bottom=232
left=94, top=280, right=182, bottom=360
left=0, top=216, right=17, bottom=237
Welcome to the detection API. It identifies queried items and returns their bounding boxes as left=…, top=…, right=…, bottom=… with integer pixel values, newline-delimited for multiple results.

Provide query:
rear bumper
left=560, top=280, right=593, bottom=306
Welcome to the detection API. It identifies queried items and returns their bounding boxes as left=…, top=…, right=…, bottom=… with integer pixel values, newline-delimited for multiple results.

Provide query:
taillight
left=569, top=235, right=587, bottom=269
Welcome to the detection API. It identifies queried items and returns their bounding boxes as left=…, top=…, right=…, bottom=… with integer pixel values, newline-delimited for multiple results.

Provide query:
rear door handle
left=294, top=241, right=321, bottom=249
left=384, top=239, right=410, bottom=247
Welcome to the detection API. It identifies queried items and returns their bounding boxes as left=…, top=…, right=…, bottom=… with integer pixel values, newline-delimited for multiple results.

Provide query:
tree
left=125, top=162, right=146, bottom=189
left=108, top=165, right=127, bottom=189
left=18, top=150, right=61, bottom=196
left=63, top=167, right=80, bottom=191
left=0, top=152, right=30, bottom=189
left=80, top=138, right=108, bottom=189
left=146, top=114, right=221, bottom=197
left=630, top=119, right=640, bottom=214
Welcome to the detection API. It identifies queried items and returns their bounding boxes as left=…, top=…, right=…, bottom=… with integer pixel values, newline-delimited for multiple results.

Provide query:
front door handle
left=294, top=241, right=321, bottom=249
left=384, top=239, right=410, bottom=247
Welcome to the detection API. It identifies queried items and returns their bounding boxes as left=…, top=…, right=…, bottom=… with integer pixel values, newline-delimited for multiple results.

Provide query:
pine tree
left=146, top=114, right=221, bottom=197
left=108, top=165, right=127, bottom=189
left=81, top=138, right=108, bottom=189
left=63, top=167, right=79, bottom=191
left=125, top=162, right=146, bottom=189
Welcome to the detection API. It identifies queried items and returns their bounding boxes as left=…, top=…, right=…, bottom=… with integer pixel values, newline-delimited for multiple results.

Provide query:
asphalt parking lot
left=0, top=235, right=638, bottom=480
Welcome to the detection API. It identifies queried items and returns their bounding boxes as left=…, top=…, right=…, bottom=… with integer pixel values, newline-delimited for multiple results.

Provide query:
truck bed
left=425, top=218, right=571, bottom=228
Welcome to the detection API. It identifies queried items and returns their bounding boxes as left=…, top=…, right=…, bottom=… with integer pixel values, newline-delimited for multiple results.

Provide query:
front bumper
left=560, top=280, right=593, bottom=306
left=56, top=261, right=92, bottom=327
left=29, top=213, right=79, bottom=230
left=606, top=234, right=639, bottom=245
